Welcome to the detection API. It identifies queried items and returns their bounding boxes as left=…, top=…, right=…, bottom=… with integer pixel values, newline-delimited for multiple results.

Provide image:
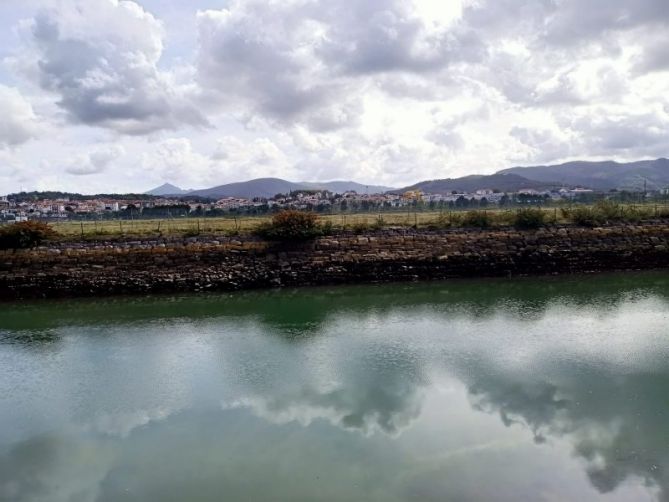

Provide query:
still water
left=1, top=273, right=669, bottom=501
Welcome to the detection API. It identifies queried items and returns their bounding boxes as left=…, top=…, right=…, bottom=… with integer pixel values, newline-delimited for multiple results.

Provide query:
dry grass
left=38, top=203, right=669, bottom=240
left=48, top=211, right=502, bottom=238
left=50, top=216, right=265, bottom=238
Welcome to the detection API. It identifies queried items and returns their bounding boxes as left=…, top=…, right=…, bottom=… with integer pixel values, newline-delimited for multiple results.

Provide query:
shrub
left=514, top=208, right=546, bottom=229
left=183, top=228, right=201, bottom=238
left=593, top=200, right=623, bottom=221
left=321, top=220, right=334, bottom=235
left=497, top=210, right=518, bottom=227
left=566, top=206, right=602, bottom=227
left=371, top=215, right=386, bottom=230
left=657, top=206, right=669, bottom=218
left=429, top=212, right=465, bottom=229
left=255, top=210, right=322, bottom=241
left=461, top=210, right=491, bottom=228
left=623, top=205, right=651, bottom=222
left=0, top=221, right=58, bottom=250
left=351, top=222, right=370, bottom=234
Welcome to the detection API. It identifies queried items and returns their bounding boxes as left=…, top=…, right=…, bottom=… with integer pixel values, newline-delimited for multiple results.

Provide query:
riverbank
left=2, top=222, right=669, bottom=300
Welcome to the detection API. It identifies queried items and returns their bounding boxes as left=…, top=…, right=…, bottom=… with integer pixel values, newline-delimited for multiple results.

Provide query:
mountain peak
left=145, top=183, right=187, bottom=196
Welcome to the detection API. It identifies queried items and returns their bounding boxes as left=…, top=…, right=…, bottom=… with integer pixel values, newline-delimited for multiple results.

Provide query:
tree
left=455, top=196, right=469, bottom=208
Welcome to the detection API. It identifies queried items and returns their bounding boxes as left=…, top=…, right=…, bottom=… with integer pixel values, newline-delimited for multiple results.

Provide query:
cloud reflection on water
left=2, top=273, right=669, bottom=500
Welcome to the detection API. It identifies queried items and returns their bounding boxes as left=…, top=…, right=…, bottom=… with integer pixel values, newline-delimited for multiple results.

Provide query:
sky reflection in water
left=1, top=273, right=668, bottom=501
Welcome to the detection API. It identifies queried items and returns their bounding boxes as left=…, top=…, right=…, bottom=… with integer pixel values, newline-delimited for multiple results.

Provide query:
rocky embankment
left=2, top=223, right=669, bottom=300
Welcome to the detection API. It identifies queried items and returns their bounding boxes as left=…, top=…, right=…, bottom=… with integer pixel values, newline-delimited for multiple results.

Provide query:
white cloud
left=15, top=0, right=206, bottom=134
left=64, top=145, right=125, bottom=175
left=0, top=0, right=668, bottom=193
left=141, top=138, right=211, bottom=185
left=0, top=85, right=39, bottom=147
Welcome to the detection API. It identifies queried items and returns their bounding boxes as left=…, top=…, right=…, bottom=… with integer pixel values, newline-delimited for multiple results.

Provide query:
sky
left=0, top=0, right=667, bottom=194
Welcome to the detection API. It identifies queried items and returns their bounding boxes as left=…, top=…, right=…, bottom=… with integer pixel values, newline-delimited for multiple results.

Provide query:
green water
left=1, top=273, right=669, bottom=501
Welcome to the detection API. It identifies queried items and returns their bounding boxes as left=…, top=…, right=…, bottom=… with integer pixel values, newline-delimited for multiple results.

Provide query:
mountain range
left=147, top=179, right=395, bottom=198
left=146, top=158, right=669, bottom=198
left=499, top=158, right=669, bottom=192
left=394, top=173, right=556, bottom=195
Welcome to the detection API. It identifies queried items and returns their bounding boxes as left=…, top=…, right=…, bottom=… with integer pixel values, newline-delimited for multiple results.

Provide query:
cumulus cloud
left=141, top=138, right=211, bottom=185
left=64, top=145, right=125, bottom=175
left=1, top=0, right=669, bottom=192
left=540, top=0, right=669, bottom=45
left=195, top=0, right=482, bottom=131
left=0, top=85, right=39, bottom=147
left=196, top=3, right=359, bottom=131
left=20, top=0, right=206, bottom=134
left=510, top=126, right=572, bottom=162
left=212, top=136, right=290, bottom=169
left=632, top=31, right=669, bottom=74
left=139, top=135, right=293, bottom=188
left=570, top=110, right=669, bottom=156
left=315, top=1, right=482, bottom=75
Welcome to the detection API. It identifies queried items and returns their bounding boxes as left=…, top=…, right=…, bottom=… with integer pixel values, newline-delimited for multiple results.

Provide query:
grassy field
left=48, top=211, right=454, bottom=238
left=15, top=203, right=669, bottom=239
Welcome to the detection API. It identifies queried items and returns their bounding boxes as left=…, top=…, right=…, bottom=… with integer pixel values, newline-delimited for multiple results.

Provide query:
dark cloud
left=571, top=112, right=668, bottom=155
left=542, top=0, right=669, bottom=45
left=462, top=0, right=669, bottom=50
left=315, top=1, right=483, bottom=75
left=633, top=32, right=669, bottom=74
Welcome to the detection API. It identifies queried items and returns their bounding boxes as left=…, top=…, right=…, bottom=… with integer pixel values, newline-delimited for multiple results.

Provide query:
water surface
left=1, top=273, right=669, bottom=501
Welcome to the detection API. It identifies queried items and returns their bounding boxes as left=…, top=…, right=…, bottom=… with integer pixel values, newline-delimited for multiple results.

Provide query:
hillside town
left=0, top=185, right=636, bottom=222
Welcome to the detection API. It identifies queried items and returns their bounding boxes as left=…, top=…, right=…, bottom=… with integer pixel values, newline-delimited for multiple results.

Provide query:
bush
left=624, top=205, right=652, bottom=222
left=566, top=206, right=602, bottom=227
left=256, top=210, right=323, bottom=241
left=430, top=212, right=464, bottom=228
left=562, top=202, right=658, bottom=226
left=321, top=220, right=334, bottom=235
left=593, top=200, right=623, bottom=221
left=514, top=208, right=546, bottom=229
left=461, top=210, right=491, bottom=228
left=0, top=221, right=58, bottom=250
left=371, top=215, right=386, bottom=230
left=351, top=222, right=370, bottom=234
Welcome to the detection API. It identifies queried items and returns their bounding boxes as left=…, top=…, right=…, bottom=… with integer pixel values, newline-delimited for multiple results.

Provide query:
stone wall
left=2, top=223, right=669, bottom=300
